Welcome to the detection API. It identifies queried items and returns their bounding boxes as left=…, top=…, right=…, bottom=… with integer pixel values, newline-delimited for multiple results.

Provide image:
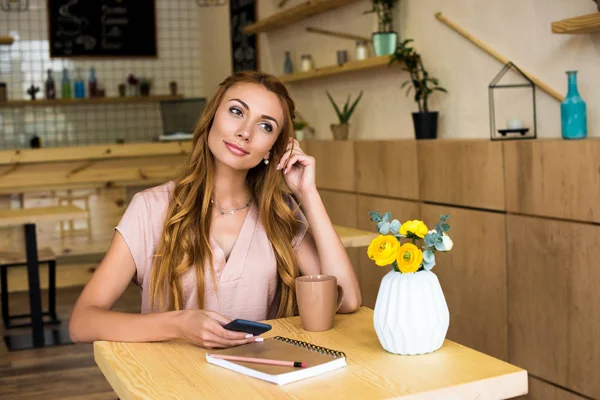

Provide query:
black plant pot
left=412, top=111, right=438, bottom=140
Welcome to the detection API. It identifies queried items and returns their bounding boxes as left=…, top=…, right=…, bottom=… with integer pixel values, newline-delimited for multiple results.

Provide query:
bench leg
left=1, top=265, right=8, bottom=329
left=48, top=260, right=59, bottom=323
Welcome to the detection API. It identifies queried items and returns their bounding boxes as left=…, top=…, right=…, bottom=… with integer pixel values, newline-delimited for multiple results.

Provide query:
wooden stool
left=0, top=247, right=60, bottom=329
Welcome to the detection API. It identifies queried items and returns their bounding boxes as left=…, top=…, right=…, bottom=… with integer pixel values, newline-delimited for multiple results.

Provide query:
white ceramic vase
left=373, top=269, right=450, bottom=355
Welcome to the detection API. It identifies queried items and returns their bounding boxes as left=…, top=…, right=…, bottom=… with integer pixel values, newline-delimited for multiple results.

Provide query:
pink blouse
left=115, top=181, right=308, bottom=321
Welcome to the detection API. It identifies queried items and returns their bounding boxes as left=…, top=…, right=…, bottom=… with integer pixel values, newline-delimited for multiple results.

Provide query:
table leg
left=3, top=223, right=72, bottom=351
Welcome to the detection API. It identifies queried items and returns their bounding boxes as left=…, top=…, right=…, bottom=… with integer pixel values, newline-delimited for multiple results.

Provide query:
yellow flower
left=399, top=220, right=428, bottom=238
left=396, top=243, right=423, bottom=273
left=367, top=235, right=400, bottom=266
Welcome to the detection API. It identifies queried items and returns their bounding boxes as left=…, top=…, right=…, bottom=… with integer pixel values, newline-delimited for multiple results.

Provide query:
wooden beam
left=0, top=141, right=193, bottom=166
left=0, top=154, right=187, bottom=193
left=435, top=12, right=565, bottom=102
left=0, top=205, right=88, bottom=227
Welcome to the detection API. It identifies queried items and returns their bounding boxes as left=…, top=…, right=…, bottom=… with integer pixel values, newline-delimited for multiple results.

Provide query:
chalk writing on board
left=49, top=0, right=157, bottom=58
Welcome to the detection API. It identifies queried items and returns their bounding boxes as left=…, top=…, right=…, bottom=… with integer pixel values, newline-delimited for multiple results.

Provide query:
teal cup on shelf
left=561, top=70, right=587, bottom=140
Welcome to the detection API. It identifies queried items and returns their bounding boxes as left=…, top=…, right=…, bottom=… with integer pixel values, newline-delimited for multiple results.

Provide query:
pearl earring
left=264, top=159, right=270, bottom=165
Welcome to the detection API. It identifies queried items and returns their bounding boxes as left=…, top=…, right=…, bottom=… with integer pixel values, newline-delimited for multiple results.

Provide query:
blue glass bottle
left=561, top=70, right=587, bottom=140
left=74, top=68, right=85, bottom=99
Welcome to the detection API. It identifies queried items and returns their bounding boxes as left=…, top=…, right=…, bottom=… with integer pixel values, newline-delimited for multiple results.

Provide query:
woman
left=69, top=71, right=361, bottom=349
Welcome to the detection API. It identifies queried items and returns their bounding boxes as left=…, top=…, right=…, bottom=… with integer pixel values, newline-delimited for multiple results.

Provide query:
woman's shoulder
left=130, top=181, right=175, bottom=208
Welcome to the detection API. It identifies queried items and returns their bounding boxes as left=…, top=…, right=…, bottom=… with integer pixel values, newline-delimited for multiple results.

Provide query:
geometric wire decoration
left=489, top=61, right=537, bottom=141
left=195, top=0, right=226, bottom=6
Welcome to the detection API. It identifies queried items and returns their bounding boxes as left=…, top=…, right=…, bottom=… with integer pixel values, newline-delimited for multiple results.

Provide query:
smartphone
left=223, top=319, right=272, bottom=336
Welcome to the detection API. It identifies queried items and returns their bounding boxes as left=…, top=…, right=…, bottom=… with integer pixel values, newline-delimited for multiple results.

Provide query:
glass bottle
left=300, top=54, right=313, bottom=72
left=88, top=67, right=97, bottom=97
left=61, top=68, right=71, bottom=99
left=74, top=68, right=85, bottom=99
left=45, top=69, right=55, bottom=99
left=355, top=40, right=368, bottom=60
left=284, top=51, right=293, bottom=74
left=561, top=70, right=587, bottom=140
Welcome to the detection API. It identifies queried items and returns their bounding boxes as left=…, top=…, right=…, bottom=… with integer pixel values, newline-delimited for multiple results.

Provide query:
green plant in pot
left=390, top=39, right=447, bottom=139
left=139, top=78, right=152, bottom=96
left=364, top=0, right=398, bottom=56
left=326, top=90, right=363, bottom=140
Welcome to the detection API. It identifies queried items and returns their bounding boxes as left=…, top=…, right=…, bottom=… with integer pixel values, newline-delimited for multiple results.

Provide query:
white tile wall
left=0, top=0, right=203, bottom=149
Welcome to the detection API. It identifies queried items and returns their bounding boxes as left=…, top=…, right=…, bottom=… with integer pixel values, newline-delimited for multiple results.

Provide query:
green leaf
left=345, top=90, right=363, bottom=123
left=326, top=91, right=344, bottom=123
left=441, top=223, right=450, bottom=232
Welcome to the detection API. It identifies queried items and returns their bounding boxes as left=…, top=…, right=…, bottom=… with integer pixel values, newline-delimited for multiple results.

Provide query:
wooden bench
left=0, top=247, right=59, bottom=329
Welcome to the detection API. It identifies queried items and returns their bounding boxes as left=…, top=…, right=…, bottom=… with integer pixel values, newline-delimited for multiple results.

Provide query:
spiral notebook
left=205, top=336, right=347, bottom=386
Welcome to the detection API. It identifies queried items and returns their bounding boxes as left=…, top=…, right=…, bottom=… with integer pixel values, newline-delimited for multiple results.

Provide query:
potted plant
left=367, top=211, right=453, bottom=355
left=390, top=39, right=447, bottom=139
left=127, top=74, right=139, bottom=96
left=139, top=78, right=152, bottom=96
left=364, top=0, right=399, bottom=56
left=326, top=90, right=363, bottom=140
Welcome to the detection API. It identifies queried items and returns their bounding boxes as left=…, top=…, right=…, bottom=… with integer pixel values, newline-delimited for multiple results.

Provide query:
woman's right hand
left=177, top=310, right=261, bottom=349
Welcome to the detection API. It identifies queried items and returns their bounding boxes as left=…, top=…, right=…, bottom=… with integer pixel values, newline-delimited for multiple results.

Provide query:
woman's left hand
left=277, top=138, right=316, bottom=197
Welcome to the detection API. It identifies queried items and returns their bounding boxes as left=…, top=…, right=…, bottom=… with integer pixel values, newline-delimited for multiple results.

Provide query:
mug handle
left=335, top=285, right=344, bottom=312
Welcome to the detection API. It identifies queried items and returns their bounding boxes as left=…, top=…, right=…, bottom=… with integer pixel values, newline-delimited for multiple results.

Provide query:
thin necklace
left=210, top=198, right=251, bottom=215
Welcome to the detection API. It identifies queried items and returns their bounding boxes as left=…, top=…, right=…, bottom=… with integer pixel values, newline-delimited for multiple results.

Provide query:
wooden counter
left=2, top=138, right=597, bottom=398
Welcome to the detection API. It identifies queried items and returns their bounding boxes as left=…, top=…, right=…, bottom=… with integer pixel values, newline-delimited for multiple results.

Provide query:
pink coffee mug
left=295, top=275, right=344, bottom=331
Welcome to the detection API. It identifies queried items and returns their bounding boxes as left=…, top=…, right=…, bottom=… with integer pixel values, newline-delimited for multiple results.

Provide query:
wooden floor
left=0, top=284, right=141, bottom=400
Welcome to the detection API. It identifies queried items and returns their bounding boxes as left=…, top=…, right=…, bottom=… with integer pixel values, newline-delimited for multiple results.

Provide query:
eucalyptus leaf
left=441, top=223, right=450, bottom=232
left=434, top=240, right=446, bottom=251
left=423, top=249, right=436, bottom=270
left=424, top=234, right=435, bottom=247
left=390, top=219, right=401, bottom=234
left=382, top=212, right=392, bottom=223
left=379, top=222, right=391, bottom=235
left=377, top=221, right=385, bottom=230
left=369, top=210, right=382, bottom=222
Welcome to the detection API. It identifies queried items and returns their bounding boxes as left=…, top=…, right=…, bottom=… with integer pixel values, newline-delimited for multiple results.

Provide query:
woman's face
left=207, top=82, right=285, bottom=171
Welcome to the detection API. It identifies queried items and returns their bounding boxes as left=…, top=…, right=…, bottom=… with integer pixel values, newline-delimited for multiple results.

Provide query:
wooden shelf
left=551, top=12, right=600, bottom=34
left=0, top=36, right=14, bottom=45
left=0, top=95, right=184, bottom=108
left=243, top=0, right=361, bottom=34
left=278, top=55, right=397, bottom=83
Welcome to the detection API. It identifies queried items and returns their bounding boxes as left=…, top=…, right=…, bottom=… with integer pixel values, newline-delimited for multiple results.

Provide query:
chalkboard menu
left=48, top=0, right=157, bottom=58
left=229, top=0, right=258, bottom=72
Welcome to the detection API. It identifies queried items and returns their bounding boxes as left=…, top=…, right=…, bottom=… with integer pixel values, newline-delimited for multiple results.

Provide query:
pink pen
left=208, top=354, right=306, bottom=368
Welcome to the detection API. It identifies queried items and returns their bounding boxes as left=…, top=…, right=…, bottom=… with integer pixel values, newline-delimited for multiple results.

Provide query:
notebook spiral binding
left=273, top=336, right=346, bottom=358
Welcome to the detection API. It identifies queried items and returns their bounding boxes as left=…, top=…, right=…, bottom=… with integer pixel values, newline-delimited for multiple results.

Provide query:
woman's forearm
left=69, top=305, right=183, bottom=343
left=299, top=187, right=362, bottom=312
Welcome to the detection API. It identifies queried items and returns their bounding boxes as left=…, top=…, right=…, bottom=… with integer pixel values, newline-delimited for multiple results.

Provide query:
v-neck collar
left=209, top=201, right=258, bottom=282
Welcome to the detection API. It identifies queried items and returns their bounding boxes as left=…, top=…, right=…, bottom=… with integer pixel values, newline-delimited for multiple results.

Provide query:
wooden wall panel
left=504, top=140, right=600, bottom=223
left=318, top=190, right=360, bottom=277
left=508, top=215, right=600, bottom=398
left=417, top=140, right=505, bottom=211
left=303, top=140, right=355, bottom=192
left=354, top=140, right=419, bottom=200
left=421, top=204, right=508, bottom=361
left=355, top=195, right=421, bottom=309
left=517, top=377, right=588, bottom=400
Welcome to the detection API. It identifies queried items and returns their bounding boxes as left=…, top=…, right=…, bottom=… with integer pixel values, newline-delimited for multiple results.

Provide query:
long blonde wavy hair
left=148, top=71, right=301, bottom=318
